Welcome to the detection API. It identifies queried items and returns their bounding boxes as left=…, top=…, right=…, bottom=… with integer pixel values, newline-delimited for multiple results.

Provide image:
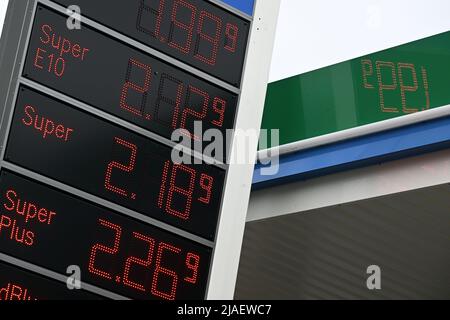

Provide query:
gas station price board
left=0, top=0, right=254, bottom=300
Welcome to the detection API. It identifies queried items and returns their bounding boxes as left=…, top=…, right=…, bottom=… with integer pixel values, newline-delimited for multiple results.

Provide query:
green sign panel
left=262, top=31, right=450, bottom=147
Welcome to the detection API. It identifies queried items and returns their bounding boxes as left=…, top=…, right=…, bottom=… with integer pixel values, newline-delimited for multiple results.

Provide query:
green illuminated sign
left=262, top=31, right=450, bottom=147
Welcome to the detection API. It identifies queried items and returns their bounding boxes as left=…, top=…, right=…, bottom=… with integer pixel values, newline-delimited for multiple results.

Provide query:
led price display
left=1, top=0, right=256, bottom=299
left=6, top=86, right=225, bottom=240
left=261, top=31, right=450, bottom=147
left=359, top=59, right=430, bottom=114
left=0, top=261, right=102, bottom=300
left=23, top=6, right=238, bottom=160
left=53, top=0, right=250, bottom=86
left=0, top=170, right=211, bottom=300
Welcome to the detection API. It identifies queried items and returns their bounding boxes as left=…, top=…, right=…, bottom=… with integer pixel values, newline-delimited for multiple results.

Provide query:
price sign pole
left=0, top=0, right=280, bottom=300
left=206, top=0, right=280, bottom=299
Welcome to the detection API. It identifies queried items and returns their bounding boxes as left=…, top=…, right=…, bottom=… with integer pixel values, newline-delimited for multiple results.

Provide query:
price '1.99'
left=136, top=0, right=239, bottom=67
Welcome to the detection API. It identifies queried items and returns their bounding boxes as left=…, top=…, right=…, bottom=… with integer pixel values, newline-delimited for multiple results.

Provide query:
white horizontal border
left=258, top=104, right=450, bottom=161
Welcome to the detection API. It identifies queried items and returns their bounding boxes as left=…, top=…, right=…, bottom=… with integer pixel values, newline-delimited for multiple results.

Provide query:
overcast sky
left=271, top=0, right=450, bottom=81
left=0, top=1, right=7, bottom=35
left=1, top=0, right=450, bottom=82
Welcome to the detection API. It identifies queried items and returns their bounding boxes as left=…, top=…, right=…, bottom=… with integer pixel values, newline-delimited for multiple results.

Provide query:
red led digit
left=224, top=23, right=238, bottom=53
left=194, top=11, right=222, bottom=66
left=211, top=97, right=226, bottom=127
left=376, top=61, right=399, bottom=113
left=120, top=58, right=152, bottom=117
left=158, top=160, right=171, bottom=209
left=198, top=174, right=213, bottom=205
left=398, top=63, right=419, bottom=113
left=104, top=137, right=137, bottom=198
left=151, top=242, right=181, bottom=300
left=168, top=0, right=197, bottom=54
left=123, top=232, right=155, bottom=292
left=421, top=66, right=430, bottom=110
left=88, top=219, right=122, bottom=280
left=159, top=162, right=212, bottom=219
left=166, top=164, right=196, bottom=220
left=181, top=85, right=209, bottom=140
left=184, top=253, right=200, bottom=284
left=154, top=73, right=184, bottom=129
left=361, top=59, right=374, bottom=89
left=137, top=0, right=166, bottom=38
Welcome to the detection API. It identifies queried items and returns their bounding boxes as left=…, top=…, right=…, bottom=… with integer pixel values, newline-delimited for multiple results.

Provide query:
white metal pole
left=206, top=0, right=281, bottom=300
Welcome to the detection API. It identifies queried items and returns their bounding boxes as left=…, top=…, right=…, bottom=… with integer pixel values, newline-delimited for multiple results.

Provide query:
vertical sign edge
left=206, top=0, right=281, bottom=299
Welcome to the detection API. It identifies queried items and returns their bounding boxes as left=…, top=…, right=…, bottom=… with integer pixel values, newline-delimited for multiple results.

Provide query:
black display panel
left=0, top=261, right=103, bottom=300
left=5, top=86, right=225, bottom=240
left=23, top=5, right=238, bottom=161
left=53, top=0, right=250, bottom=86
left=0, top=170, right=212, bottom=300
